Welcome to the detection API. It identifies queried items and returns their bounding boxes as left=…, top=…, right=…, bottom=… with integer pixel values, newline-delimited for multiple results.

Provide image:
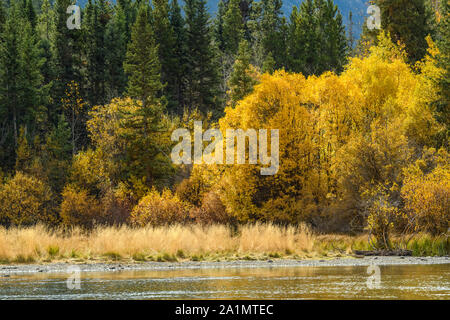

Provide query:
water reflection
left=0, top=264, right=449, bottom=300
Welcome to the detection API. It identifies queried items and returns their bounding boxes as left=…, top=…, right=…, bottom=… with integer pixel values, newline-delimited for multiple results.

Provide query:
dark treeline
left=0, top=0, right=350, bottom=171
left=0, top=0, right=447, bottom=231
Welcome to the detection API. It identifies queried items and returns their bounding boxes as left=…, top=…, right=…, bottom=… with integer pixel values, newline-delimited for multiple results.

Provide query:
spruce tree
left=317, top=0, right=347, bottom=73
left=0, top=2, right=43, bottom=145
left=42, top=114, right=72, bottom=193
left=104, top=5, right=128, bottom=99
left=19, top=14, right=45, bottom=125
left=123, top=4, right=170, bottom=188
left=37, top=0, right=54, bottom=41
left=239, top=0, right=254, bottom=40
left=262, top=51, right=275, bottom=73
left=84, top=0, right=110, bottom=106
left=228, top=39, right=257, bottom=106
left=0, top=1, right=6, bottom=36
left=124, top=3, right=164, bottom=109
left=117, top=0, right=136, bottom=43
left=260, top=0, right=286, bottom=69
left=153, top=0, right=179, bottom=112
left=287, top=0, right=318, bottom=74
left=0, top=1, right=43, bottom=168
left=223, top=0, right=244, bottom=56
left=52, top=0, right=82, bottom=113
left=214, top=0, right=226, bottom=52
left=184, top=0, right=221, bottom=115
left=287, top=0, right=347, bottom=76
left=169, top=0, right=188, bottom=114
left=373, top=0, right=433, bottom=64
left=36, top=0, right=56, bottom=130
left=25, top=0, right=36, bottom=30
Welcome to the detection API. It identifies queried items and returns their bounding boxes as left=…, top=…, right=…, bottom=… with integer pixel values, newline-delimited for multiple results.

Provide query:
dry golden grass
left=0, top=223, right=319, bottom=263
left=2, top=224, right=444, bottom=264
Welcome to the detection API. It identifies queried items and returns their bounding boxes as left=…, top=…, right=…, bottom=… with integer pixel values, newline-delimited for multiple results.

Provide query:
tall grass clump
left=0, top=223, right=316, bottom=263
left=407, top=234, right=449, bottom=256
left=0, top=224, right=446, bottom=264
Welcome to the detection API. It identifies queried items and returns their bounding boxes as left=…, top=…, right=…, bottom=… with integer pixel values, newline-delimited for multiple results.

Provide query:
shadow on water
left=1, top=264, right=449, bottom=300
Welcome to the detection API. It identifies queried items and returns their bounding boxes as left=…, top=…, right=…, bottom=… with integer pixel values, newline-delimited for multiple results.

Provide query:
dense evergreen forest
left=0, top=0, right=448, bottom=248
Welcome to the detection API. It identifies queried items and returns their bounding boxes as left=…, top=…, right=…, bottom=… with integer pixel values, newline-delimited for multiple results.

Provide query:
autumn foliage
left=0, top=33, right=447, bottom=250
left=130, top=189, right=191, bottom=226
left=401, top=148, right=450, bottom=235
left=180, top=34, right=448, bottom=246
left=0, top=172, right=58, bottom=226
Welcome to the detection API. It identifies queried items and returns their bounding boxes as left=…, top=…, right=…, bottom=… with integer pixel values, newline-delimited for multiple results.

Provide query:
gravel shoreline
left=1, top=256, right=449, bottom=276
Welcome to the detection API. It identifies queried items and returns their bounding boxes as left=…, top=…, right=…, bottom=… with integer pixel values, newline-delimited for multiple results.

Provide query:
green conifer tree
left=287, top=0, right=347, bottom=76
left=153, top=0, right=179, bottom=112
left=373, top=0, right=433, bottom=64
left=223, top=0, right=244, bottom=56
left=0, top=1, right=6, bottom=36
left=104, top=5, right=128, bottom=99
left=262, top=51, right=275, bottom=73
left=122, top=4, right=172, bottom=189
left=117, top=0, right=136, bottom=43
left=124, top=3, right=164, bottom=109
left=214, top=0, right=226, bottom=52
left=184, top=0, right=221, bottom=115
left=0, top=2, right=43, bottom=146
left=228, top=39, right=257, bottom=106
left=0, top=1, right=44, bottom=169
left=169, top=0, right=188, bottom=114
left=25, top=0, right=36, bottom=29
left=84, top=0, right=110, bottom=106
left=260, top=0, right=286, bottom=68
left=52, top=0, right=82, bottom=112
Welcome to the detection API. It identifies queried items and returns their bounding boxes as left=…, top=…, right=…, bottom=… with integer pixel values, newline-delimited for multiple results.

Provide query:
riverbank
left=1, top=224, right=448, bottom=265
left=1, top=256, right=449, bottom=276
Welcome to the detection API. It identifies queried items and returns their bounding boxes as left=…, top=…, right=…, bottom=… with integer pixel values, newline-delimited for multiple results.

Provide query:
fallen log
left=353, top=249, right=413, bottom=256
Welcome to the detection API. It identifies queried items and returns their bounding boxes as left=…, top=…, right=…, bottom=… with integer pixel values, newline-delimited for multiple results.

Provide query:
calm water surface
left=1, top=264, right=449, bottom=300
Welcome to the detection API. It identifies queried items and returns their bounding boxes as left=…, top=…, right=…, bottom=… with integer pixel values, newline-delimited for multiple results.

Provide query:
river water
left=1, top=264, right=449, bottom=299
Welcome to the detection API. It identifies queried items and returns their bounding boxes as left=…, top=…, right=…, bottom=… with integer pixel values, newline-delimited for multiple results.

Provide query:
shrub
left=259, top=196, right=307, bottom=225
left=191, top=191, right=233, bottom=225
left=47, top=245, right=60, bottom=257
left=60, top=185, right=102, bottom=228
left=0, top=172, right=58, bottom=226
left=130, top=189, right=191, bottom=226
left=99, top=183, right=134, bottom=225
left=364, top=190, right=400, bottom=249
left=104, top=251, right=122, bottom=261
left=70, top=149, right=105, bottom=196
left=175, top=174, right=208, bottom=207
left=401, top=148, right=450, bottom=235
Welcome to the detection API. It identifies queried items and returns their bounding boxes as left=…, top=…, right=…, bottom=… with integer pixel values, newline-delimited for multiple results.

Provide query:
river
left=1, top=264, right=449, bottom=299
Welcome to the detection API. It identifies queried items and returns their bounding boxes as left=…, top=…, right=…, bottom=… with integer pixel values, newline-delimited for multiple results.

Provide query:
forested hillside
left=0, top=0, right=448, bottom=251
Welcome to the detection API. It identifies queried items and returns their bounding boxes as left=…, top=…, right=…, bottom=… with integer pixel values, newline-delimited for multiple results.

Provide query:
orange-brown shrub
left=60, top=185, right=103, bottom=228
left=191, top=191, right=233, bottom=225
left=175, top=175, right=208, bottom=207
left=99, top=183, right=134, bottom=225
